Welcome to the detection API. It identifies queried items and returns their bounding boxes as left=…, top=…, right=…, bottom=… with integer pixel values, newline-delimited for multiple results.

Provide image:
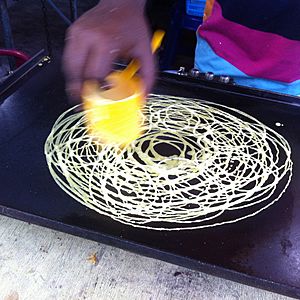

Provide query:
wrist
left=97, top=0, right=146, bottom=12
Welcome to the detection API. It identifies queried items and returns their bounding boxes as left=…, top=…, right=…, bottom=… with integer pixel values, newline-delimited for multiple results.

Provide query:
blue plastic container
left=186, top=0, right=206, bottom=17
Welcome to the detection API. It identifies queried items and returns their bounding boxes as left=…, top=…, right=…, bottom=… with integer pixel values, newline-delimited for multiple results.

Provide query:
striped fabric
left=195, top=0, right=300, bottom=95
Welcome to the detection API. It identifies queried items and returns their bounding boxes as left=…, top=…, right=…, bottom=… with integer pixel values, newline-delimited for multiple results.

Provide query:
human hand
left=62, top=0, right=155, bottom=102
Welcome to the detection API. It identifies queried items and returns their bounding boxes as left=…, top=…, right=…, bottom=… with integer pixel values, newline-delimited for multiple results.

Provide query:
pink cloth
left=198, top=1, right=300, bottom=83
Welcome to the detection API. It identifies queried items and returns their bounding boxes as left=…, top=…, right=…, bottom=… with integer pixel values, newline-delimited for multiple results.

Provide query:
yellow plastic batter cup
left=82, top=72, right=144, bottom=146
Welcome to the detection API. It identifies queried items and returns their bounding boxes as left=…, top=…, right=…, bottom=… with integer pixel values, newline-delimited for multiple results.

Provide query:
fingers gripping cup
left=81, top=30, right=165, bottom=146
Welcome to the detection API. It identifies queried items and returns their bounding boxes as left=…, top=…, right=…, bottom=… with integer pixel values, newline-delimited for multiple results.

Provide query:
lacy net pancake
left=44, top=94, right=293, bottom=230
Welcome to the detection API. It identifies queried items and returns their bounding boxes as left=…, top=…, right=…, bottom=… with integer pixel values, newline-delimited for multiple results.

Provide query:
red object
left=0, top=49, right=30, bottom=68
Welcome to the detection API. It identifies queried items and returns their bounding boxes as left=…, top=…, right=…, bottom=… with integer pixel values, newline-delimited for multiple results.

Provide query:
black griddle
left=1, top=57, right=300, bottom=299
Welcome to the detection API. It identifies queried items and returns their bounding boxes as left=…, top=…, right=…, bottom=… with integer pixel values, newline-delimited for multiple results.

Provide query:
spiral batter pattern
left=44, top=94, right=292, bottom=230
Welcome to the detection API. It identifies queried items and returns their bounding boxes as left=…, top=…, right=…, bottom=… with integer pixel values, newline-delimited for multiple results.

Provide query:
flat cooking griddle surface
left=0, top=62, right=300, bottom=298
